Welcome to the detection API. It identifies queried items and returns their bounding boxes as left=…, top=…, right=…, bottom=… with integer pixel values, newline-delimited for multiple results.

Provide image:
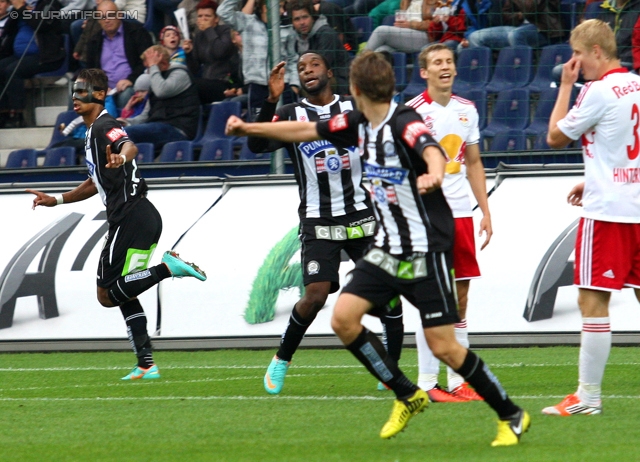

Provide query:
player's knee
left=97, top=288, right=117, bottom=308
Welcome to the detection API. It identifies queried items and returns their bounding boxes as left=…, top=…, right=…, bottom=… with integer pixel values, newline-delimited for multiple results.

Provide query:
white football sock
left=416, top=329, right=439, bottom=390
left=447, top=320, right=468, bottom=391
left=576, top=317, right=610, bottom=407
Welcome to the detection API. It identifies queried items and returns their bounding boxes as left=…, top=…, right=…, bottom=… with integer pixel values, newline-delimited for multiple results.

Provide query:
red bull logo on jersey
left=612, top=80, right=640, bottom=99
left=364, top=163, right=408, bottom=185
left=458, top=113, right=469, bottom=126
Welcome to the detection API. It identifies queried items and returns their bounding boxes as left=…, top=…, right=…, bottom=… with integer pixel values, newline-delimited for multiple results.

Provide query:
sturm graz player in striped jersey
left=227, top=51, right=530, bottom=446
left=27, top=69, right=206, bottom=381
left=248, top=52, right=404, bottom=395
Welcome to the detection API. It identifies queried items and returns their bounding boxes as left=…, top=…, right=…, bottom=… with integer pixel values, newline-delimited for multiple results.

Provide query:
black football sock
left=381, top=300, right=404, bottom=363
left=455, top=350, right=520, bottom=419
left=107, top=263, right=171, bottom=306
left=120, top=299, right=154, bottom=368
left=346, top=327, right=417, bottom=399
left=276, top=305, right=317, bottom=362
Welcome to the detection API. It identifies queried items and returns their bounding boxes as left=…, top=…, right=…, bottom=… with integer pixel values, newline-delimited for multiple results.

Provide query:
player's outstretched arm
left=465, top=143, right=492, bottom=249
left=417, top=145, right=446, bottom=194
left=226, top=115, right=321, bottom=143
left=27, top=178, right=98, bottom=209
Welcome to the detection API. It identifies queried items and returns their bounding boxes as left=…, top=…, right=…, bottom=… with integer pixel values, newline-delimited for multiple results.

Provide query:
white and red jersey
left=406, top=91, right=480, bottom=218
left=558, top=68, right=640, bottom=223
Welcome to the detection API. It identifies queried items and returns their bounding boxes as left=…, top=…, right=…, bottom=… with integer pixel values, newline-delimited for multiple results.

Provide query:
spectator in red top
left=427, top=0, right=466, bottom=51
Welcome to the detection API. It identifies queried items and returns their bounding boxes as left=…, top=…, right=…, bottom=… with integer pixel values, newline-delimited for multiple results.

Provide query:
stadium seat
left=489, top=129, right=527, bottom=152
left=452, top=46, right=492, bottom=94
left=481, top=88, right=530, bottom=138
left=32, top=35, right=71, bottom=106
left=158, top=141, right=194, bottom=162
left=351, top=16, right=373, bottom=44
left=43, top=146, right=76, bottom=166
left=392, top=52, right=407, bottom=91
left=533, top=132, right=551, bottom=150
left=193, top=101, right=242, bottom=147
left=583, top=1, right=603, bottom=20
left=199, top=138, right=234, bottom=161
left=456, top=88, right=488, bottom=131
left=45, top=110, right=79, bottom=150
left=527, top=44, right=573, bottom=94
left=484, top=46, right=533, bottom=94
left=6, top=149, right=38, bottom=168
left=400, top=54, right=425, bottom=102
left=525, top=86, right=559, bottom=138
left=238, top=139, right=271, bottom=161
left=561, top=0, right=586, bottom=32
left=135, top=142, right=155, bottom=163
left=381, top=14, right=395, bottom=26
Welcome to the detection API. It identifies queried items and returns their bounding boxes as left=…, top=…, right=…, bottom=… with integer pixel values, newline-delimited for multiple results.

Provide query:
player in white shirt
left=406, top=43, right=492, bottom=403
left=544, top=19, right=640, bottom=416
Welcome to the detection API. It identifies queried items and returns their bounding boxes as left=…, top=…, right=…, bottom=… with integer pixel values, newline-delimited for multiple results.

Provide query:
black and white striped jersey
left=248, top=96, right=372, bottom=220
left=316, top=101, right=454, bottom=256
left=84, top=110, right=147, bottom=224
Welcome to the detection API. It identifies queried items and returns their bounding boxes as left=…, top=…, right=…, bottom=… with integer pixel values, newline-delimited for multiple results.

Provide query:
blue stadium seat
left=193, top=101, right=242, bottom=147
left=525, top=86, right=559, bottom=138
left=158, top=141, right=194, bottom=162
left=6, top=149, right=38, bottom=168
left=199, top=139, right=234, bottom=161
left=481, top=88, right=530, bottom=138
left=533, top=132, right=551, bottom=150
left=33, top=35, right=71, bottom=106
left=239, top=139, right=271, bottom=161
left=527, top=44, right=573, bottom=94
left=45, top=110, right=79, bottom=150
left=392, top=52, right=407, bottom=91
left=456, top=88, right=488, bottom=131
left=135, top=142, right=155, bottom=163
left=452, top=46, right=492, bottom=94
left=381, top=14, right=395, bottom=26
left=583, top=1, right=603, bottom=20
left=484, top=46, right=533, bottom=94
left=489, top=129, right=527, bottom=152
left=351, top=16, right=373, bottom=44
left=43, top=146, right=76, bottom=166
left=561, top=0, right=586, bottom=31
left=400, top=54, right=425, bottom=102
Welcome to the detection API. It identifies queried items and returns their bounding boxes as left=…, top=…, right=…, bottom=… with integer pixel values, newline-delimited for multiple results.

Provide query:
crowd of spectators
left=0, top=0, right=639, bottom=156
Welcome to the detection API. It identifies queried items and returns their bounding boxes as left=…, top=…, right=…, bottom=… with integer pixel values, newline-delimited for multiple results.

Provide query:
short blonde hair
left=570, top=19, right=617, bottom=59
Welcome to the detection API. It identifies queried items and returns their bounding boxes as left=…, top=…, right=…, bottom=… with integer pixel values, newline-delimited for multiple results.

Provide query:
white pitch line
left=0, top=362, right=639, bottom=372
left=0, top=395, right=638, bottom=402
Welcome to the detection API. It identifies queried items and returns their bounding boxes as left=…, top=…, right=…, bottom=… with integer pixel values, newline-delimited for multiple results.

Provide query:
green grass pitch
left=0, top=346, right=638, bottom=461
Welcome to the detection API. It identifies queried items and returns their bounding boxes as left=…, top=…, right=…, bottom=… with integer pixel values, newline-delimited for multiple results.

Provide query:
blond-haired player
left=544, top=19, right=640, bottom=416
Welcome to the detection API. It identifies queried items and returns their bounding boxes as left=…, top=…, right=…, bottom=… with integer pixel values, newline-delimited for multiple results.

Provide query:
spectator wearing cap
left=160, top=25, right=187, bottom=65
left=120, top=72, right=151, bottom=118
left=182, top=0, right=236, bottom=104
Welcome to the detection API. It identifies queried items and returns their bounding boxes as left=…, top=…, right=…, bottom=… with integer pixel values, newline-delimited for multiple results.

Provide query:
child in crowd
left=120, top=73, right=151, bottom=119
left=159, top=25, right=187, bottom=65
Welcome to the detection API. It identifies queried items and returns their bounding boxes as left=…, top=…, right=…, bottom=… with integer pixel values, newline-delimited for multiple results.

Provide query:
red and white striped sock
left=577, top=317, right=611, bottom=407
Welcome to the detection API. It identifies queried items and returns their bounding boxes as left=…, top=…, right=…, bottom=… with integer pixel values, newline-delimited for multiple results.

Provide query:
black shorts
left=300, top=212, right=376, bottom=293
left=97, top=198, right=163, bottom=289
left=341, top=248, right=459, bottom=328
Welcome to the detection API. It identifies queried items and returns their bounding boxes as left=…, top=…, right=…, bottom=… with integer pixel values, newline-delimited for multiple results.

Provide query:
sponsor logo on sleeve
left=329, top=113, right=348, bottom=132
left=402, top=121, right=431, bottom=148
left=106, top=127, right=127, bottom=142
